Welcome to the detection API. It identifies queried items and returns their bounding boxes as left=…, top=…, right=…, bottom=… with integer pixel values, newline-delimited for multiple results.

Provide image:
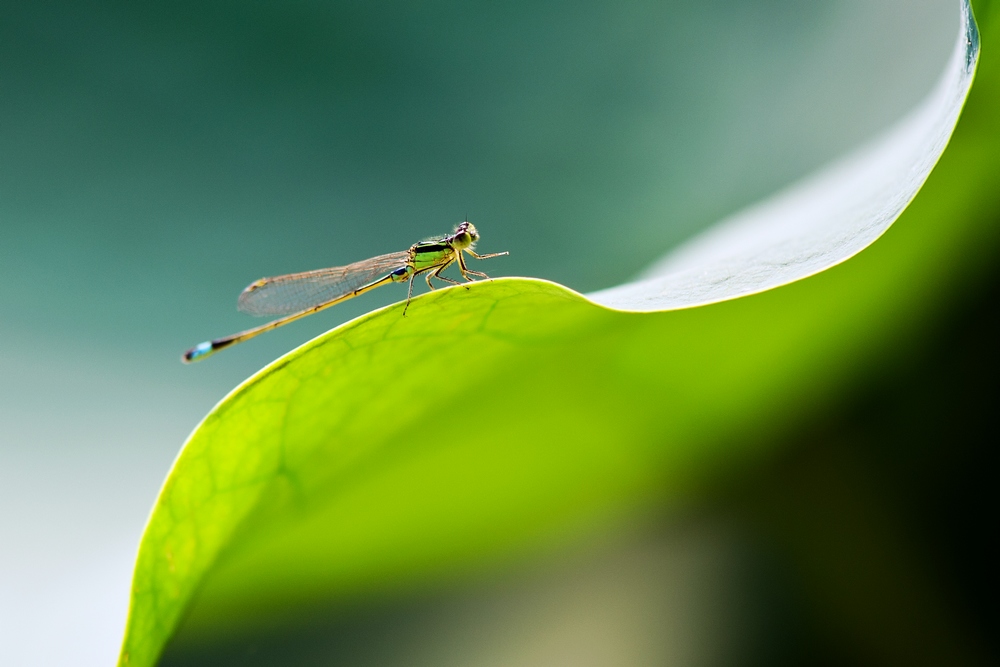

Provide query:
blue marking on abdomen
left=189, top=341, right=213, bottom=359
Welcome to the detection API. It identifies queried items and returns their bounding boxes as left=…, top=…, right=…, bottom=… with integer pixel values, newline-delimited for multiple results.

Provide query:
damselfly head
left=450, top=221, right=479, bottom=249
left=455, top=220, right=479, bottom=241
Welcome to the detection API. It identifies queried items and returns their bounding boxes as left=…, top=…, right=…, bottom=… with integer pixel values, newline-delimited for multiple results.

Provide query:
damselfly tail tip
left=182, top=340, right=215, bottom=364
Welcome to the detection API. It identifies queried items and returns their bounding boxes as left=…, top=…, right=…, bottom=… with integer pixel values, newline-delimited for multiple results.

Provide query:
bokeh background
left=2, top=1, right=994, bottom=665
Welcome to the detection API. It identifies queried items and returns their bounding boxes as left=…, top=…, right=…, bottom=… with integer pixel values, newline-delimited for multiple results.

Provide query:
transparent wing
left=237, top=251, right=411, bottom=316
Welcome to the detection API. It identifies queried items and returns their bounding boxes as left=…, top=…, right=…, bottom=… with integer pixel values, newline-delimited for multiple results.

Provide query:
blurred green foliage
left=115, top=3, right=1000, bottom=666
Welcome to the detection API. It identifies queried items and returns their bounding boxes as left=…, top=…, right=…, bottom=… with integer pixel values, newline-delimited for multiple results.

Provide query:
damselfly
left=182, top=221, right=507, bottom=363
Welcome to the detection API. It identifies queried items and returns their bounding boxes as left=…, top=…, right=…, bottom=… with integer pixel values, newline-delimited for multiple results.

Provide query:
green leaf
left=120, top=2, right=997, bottom=665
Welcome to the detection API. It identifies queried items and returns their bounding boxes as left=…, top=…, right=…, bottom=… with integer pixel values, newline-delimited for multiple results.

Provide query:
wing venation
left=237, top=251, right=411, bottom=316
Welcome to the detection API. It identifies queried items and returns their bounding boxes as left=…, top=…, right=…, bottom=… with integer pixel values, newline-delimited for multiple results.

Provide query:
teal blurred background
left=3, top=1, right=986, bottom=665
